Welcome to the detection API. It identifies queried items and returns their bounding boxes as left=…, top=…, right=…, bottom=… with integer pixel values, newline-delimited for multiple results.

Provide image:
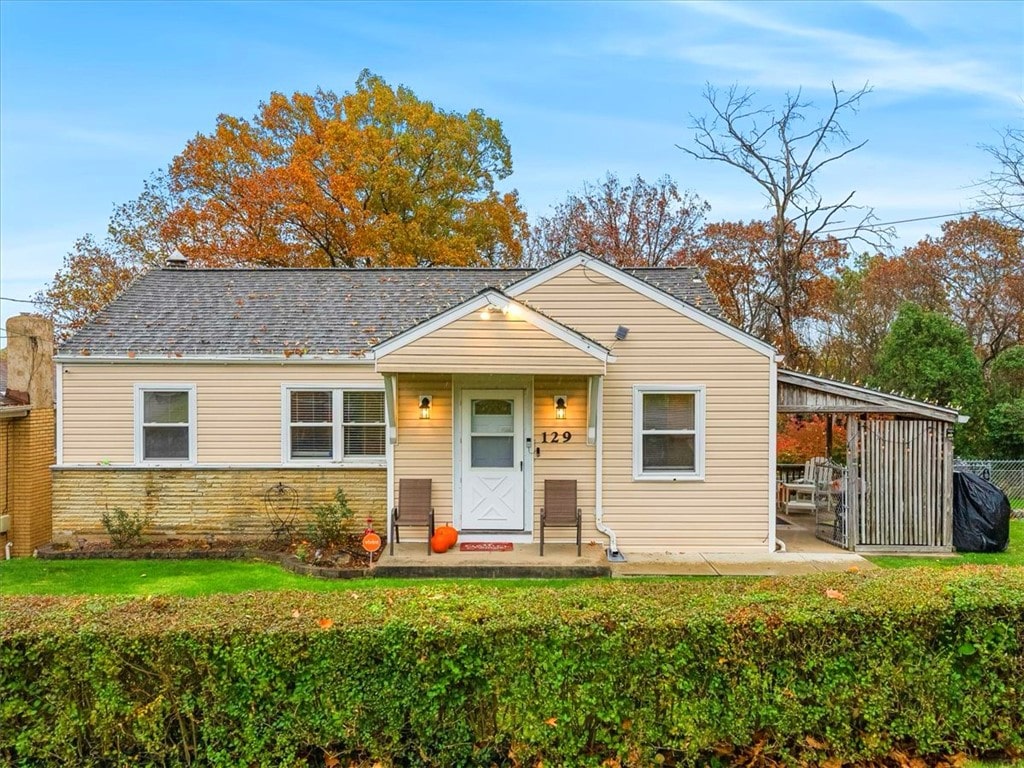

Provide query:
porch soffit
left=777, top=369, right=963, bottom=424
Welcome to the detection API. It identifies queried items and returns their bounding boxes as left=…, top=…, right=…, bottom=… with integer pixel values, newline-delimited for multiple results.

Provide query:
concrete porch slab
left=373, top=540, right=876, bottom=579
left=374, top=542, right=610, bottom=579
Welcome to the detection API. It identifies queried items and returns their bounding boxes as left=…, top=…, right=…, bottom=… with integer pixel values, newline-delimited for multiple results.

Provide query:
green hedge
left=2, top=568, right=1023, bottom=767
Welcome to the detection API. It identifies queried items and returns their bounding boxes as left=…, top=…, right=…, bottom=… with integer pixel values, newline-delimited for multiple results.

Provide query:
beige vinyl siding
left=393, top=374, right=454, bottom=535
left=532, top=376, right=598, bottom=543
left=60, top=363, right=382, bottom=465
left=376, top=314, right=605, bottom=374
left=521, top=265, right=772, bottom=551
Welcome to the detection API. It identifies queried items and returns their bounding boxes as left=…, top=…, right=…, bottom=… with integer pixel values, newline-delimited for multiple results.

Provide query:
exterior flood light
left=554, top=395, right=567, bottom=420
left=419, top=395, right=432, bottom=419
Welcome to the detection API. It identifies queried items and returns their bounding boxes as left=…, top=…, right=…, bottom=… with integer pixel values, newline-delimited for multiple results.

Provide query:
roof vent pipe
left=165, top=249, right=187, bottom=269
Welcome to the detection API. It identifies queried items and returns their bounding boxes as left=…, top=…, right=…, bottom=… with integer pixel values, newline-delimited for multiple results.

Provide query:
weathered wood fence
left=846, top=418, right=954, bottom=552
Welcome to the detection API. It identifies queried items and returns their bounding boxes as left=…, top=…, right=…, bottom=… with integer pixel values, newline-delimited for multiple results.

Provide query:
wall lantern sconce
left=554, top=395, right=567, bottom=420
left=419, top=395, right=432, bottom=419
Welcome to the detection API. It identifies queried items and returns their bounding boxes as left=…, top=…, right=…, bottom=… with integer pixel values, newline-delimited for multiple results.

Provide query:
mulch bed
left=37, top=534, right=385, bottom=580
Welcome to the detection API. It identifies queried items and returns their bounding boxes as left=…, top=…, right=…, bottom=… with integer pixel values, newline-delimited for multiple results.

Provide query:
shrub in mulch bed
left=37, top=534, right=383, bottom=578
left=2, top=567, right=1022, bottom=767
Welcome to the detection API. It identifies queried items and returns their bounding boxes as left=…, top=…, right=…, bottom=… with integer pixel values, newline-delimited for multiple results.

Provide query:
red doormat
left=459, top=542, right=514, bottom=552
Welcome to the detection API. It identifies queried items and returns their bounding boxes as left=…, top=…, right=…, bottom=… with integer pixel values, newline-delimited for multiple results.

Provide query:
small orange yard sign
left=362, top=531, right=382, bottom=553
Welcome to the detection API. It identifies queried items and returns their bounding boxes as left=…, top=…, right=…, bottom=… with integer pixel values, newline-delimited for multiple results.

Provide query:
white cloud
left=603, top=1, right=1021, bottom=106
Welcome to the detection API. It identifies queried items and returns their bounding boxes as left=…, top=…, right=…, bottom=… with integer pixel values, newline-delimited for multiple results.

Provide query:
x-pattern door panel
left=461, top=390, right=524, bottom=531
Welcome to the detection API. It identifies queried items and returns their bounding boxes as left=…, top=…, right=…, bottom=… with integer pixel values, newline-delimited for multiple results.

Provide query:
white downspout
left=768, top=354, right=780, bottom=554
left=383, top=375, right=397, bottom=545
left=592, top=375, right=623, bottom=561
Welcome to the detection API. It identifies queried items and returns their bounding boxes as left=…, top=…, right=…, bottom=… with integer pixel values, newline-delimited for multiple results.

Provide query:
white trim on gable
left=372, top=289, right=615, bottom=365
left=505, top=252, right=776, bottom=359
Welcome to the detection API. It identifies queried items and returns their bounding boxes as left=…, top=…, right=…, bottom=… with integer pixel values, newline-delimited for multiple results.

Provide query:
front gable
left=374, top=290, right=612, bottom=374
left=506, top=253, right=775, bottom=359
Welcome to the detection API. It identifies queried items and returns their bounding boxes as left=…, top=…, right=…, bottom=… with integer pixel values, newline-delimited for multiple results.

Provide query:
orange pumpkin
left=430, top=531, right=450, bottom=553
left=436, top=525, right=459, bottom=549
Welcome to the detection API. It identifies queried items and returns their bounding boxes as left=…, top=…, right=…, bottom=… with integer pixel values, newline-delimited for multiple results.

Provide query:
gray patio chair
left=390, top=478, right=435, bottom=556
left=540, top=479, right=581, bottom=557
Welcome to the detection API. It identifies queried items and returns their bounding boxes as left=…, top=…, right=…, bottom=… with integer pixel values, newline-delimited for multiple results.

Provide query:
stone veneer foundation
left=51, top=467, right=387, bottom=543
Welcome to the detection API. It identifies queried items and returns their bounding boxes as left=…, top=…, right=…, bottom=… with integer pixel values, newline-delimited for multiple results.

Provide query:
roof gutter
left=0, top=405, right=31, bottom=420
left=53, top=354, right=376, bottom=364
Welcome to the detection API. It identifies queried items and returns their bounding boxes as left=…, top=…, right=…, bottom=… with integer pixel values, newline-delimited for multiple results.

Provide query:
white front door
left=460, top=389, right=525, bottom=531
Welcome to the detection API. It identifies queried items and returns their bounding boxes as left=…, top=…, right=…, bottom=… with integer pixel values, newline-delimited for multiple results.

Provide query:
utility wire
left=819, top=205, right=1020, bottom=235
left=0, top=297, right=36, bottom=303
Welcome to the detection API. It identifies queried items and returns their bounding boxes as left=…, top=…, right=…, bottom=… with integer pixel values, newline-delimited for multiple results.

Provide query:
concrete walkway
left=375, top=538, right=875, bottom=578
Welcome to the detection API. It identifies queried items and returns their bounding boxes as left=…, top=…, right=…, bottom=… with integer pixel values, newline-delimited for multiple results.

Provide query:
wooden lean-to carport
left=778, top=370, right=967, bottom=553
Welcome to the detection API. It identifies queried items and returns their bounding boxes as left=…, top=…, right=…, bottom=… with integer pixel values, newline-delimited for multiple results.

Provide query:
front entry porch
left=378, top=534, right=875, bottom=578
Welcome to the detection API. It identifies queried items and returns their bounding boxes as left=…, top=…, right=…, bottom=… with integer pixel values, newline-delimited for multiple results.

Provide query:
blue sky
left=1, top=0, right=1021, bottom=333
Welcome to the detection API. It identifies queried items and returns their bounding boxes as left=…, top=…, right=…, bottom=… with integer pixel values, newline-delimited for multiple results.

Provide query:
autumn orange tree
left=777, top=415, right=847, bottom=464
left=36, top=71, right=528, bottom=337
left=898, top=214, right=1023, bottom=367
left=31, top=236, right=143, bottom=340
left=693, top=219, right=844, bottom=363
left=817, top=251, right=947, bottom=382
left=525, top=173, right=708, bottom=267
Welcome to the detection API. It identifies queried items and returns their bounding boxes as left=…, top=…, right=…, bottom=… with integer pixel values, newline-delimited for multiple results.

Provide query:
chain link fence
left=954, top=459, right=1024, bottom=518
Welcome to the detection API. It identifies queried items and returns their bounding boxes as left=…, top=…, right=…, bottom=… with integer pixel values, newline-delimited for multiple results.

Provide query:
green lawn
left=0, top=558, right=581, bottom=596
left=3, top=519, right=1021, bottom=596
left=869, top=519, right=1024, bottom=569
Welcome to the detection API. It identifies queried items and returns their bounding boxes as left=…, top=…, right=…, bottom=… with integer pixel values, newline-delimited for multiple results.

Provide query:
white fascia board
left=506, top=252, right=776, bottom=360
left=502, top=252, right=591, bottom=295
left=372, top=289, right=613, bottom=363
left=53, top=354, right=376, bottom=364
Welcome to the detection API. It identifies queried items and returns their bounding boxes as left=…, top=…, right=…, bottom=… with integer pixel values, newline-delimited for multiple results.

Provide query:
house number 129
left=540, top=431, right=572, bottom=443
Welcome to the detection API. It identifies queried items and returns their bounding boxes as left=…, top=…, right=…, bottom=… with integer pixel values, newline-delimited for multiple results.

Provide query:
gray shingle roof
left=60, top=264, right=723, bottom=357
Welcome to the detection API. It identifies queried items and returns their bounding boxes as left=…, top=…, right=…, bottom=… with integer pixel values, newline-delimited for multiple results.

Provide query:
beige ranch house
left=53, top=253, right=785, bottom=556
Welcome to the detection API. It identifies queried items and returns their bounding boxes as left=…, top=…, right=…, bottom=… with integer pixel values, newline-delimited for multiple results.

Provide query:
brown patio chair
left=540, top=479, right=581, bottom=557
left=390, top=478, right=435, bottom=556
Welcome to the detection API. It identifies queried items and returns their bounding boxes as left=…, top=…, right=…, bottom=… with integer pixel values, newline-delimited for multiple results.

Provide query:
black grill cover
left=952, top=471, right=1011, bottom=553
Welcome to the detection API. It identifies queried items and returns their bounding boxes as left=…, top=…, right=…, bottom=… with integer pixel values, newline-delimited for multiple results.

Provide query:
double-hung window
left=633, top=385, right=704, bottom=480
left=134, top=384, right=196, bottom=464
left=284, top=387, right=385, bottom=463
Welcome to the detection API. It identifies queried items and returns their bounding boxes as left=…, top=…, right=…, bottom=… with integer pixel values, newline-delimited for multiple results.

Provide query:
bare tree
left=978, top=125, right=1024, bottom=227
left=681, top=83, right=889, bottom=360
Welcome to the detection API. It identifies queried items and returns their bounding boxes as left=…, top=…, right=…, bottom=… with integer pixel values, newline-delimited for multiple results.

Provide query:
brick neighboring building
left=1, top=314, right=55, bottom=556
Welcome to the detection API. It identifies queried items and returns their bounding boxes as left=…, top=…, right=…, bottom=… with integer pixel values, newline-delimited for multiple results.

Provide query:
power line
left=820, top=205, right=1018, bottom=235
left=0, top=297, right=36, bottom=304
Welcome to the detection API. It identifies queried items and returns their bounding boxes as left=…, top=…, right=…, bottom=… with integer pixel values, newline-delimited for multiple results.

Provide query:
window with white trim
left=284, top=387, right=385, bottom=462
left=135, top=385, right=196, bottom=464
left=633, top=385, right=704, bottom=480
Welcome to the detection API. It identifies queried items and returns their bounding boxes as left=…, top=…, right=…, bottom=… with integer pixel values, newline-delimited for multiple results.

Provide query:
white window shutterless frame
left=134, top=384, right=197, bottom=465
left=633, top=385, right=705, bottom=481
left=281, top=386, right=385, bottom=465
